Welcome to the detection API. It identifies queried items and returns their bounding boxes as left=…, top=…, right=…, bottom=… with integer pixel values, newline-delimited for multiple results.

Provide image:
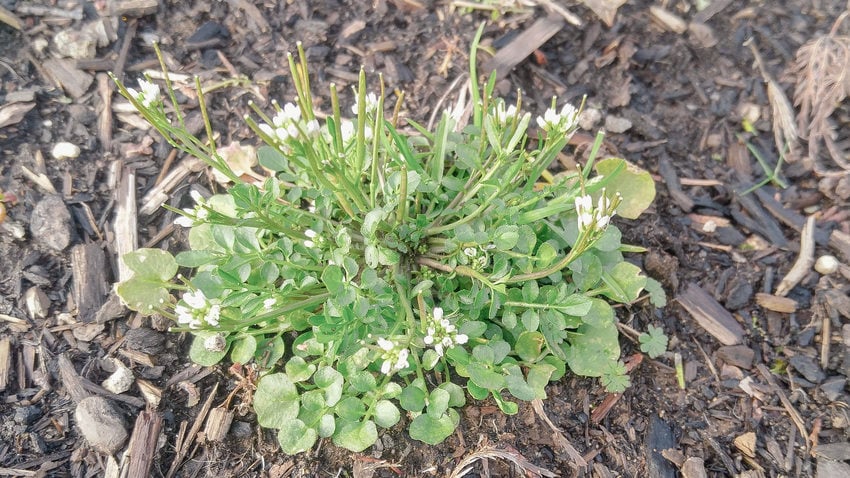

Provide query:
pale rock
left=51, top=142, right=81, bottom=160
left=75, top=396, right=128, bottom=454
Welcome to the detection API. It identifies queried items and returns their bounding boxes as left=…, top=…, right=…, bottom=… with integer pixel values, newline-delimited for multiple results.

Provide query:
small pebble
left=815, top=255, right=839, bottom=275
left=75, top=396, right=128, bottom=454
left=51, top=142, right=81, bottom=160
left=789, top=354, right=825, bottom=384
left=102, top=360, right=134, bottom=394
left=820, top=377, right=846, bottom=402
left=14, top=405, right=42, bottom=426
left=604, top=115, right=632, bottom=134
left=579, top=108, right=602, bottom=130
left=30, top=195, right=73, bottom=251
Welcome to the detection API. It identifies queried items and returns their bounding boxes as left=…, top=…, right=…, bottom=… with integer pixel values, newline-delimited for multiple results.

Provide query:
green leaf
left=188, top=332, right=229, bottom=366
left=258, top=145, right=288, bottom=171
left=515, top=331, right=546, bottom=362
left=175, top=250, right=221, bottom=267
left=285, top=356, right=316, bottom=382
left=400, top=384, right=427, bottom=412
left=520, top=309, right=539, bottom=332
left=116, top=276, right=171, bottom=313
left=438, top=382, right=466, bottom=408
left=321, top=265, right=345, bottom=294
left=493, top=224, right=519, bottom=251
left=527, top=363, right=556, bottom=399
left=374, top=400, right=401, bottom=428
left=467, top=363, right=506, bottom=390
left=335, top=396, right=366, bottom=421
left=467, top=380, right=489, bottom=400
left=644, top=277, right=667, bottom=307
left=277, top=418, right=317, bottom=454
left=601, top=360, right=631, bottom=393
left=409, top=413, right=456, bottom=445
left=427, top=388, right=451, bottom=418
left=422, top=349, right=441, bottom=370
left=332, top=419, right=378, bottom=453
left=459, top=321, right=487, bottom=338
left=582, top=299, right=614, bottom=327
left=314, top=366, right=343, bottom=406
left=259, top=336, right=286, bottom=368
left=601, top=262, right=647, bottom=303
left=491, top=390, right=518, bottom=415
left=348, top=370, right=377, bottom=393
left=504, top=368, right=536, bottom=401
left=318, top=414, right=336, bottom=437
left=122, top=248, right=178, bottom=281
left=639, top=324, right=668, bottom=358
left=594, top=157, right=655, bottom=219
left=230, top=335, right=257, bottom=364
left=566, top=321, right=621, bottom=377
left=255, top=373, right=299, bottom=428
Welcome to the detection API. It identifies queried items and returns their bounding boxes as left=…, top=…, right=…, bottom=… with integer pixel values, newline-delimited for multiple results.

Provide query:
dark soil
left=2, top=0, right=850, bottom=477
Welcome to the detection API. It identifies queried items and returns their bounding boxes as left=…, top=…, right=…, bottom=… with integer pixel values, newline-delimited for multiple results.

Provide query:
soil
left=2, top=0, right=850, bottom=477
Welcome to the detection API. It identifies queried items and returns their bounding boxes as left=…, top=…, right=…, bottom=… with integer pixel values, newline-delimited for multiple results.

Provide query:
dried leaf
left=789, top=14, right=850, bottom=171
left=580, top=0, right=627, bottom=27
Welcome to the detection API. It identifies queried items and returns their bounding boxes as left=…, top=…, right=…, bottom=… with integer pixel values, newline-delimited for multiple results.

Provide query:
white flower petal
left=455, top=334, right=468, bottom=345
left=433, top=307, right=443, bottom=321
left=377, top=337, right=394, bottom=351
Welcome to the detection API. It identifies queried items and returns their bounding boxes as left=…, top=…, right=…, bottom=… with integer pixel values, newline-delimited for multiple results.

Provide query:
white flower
left=128, top=78, right=160, bottom=108
left=395, top=349, right=410, bottom=371
left=463, top=247, right=477, bottom=257
left=263, top=298, right=277, bottom=310
left=536, top=102, right=579, bottom=132
left=377, top=337, right=394, bottom=351
left=304, top=240, right=315, bottom=248
left=493, top=101, right=518, bottom=125
left=304, top=229, right=317, bottom=238
left=376, top=338, right=409, bottom=374
left=423, top=306, right=465, bottom=357
left=575, top=194, right=594, bottom=231
left=352, top=92, right=378, bottom=115
left=304, top=120, right=320, bottom=139
left=575, top=189, right=618, bottom=233
left=455, top=333, right=468, bottom=345
left=204, top=304, right=221, bottom=327
left=174, top=190, right=208, bottom=228
left=183, top=289, right=208, bottom=309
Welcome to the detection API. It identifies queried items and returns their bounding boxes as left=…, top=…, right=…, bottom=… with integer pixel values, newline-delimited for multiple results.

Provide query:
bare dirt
left=2, top=1, right=850, bottom=477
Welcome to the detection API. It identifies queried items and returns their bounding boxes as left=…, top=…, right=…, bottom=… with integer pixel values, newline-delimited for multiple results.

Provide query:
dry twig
left=448, top=445, right=558, bottom=478
left=789, top=11, right=850, bottom=171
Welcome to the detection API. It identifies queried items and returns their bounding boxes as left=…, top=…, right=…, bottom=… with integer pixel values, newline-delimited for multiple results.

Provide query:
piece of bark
left=755, top=292, right=798, bottom=313
left=58, top=353, right=91, bottom=403
left=111, top=0, right=158, bottom=17
left=659, top=155, right=694, bottom=211
left=139, top=156, right=205, bottom=215
left=166, top=382, right=219, bottom=478
left=114, top=164, right=138, bottom=282
left=204, top=407, right=233, bottom=442
left=647, top=416, right=676, bottom=478
left=677, top=283, right=745, bottom=345
left=0, top=337, right=10, bottom=392
left=72, top=243, right=109, bottom=323
left=480, top=15, right=565, bottom=80
left=715, top=345, right=755, bottom=369
left=96, top=292, right=127, bottom=324
left=42, top=59, right=94, bottom=99
left=126, top=408, right=163, bottom=477
left=734, top=193, right=788, bottom=248
left=0, top=102, right=36, bottom=128
left=681, top=457, right=708, bottom=478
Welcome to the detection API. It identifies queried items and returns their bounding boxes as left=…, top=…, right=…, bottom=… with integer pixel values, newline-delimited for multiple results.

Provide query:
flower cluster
left=351, top=92, right=379, bottom=115
left=536, top=102, right=579, bottom=133
left=175, top=289, right=221, bottom=329
left=376, top=338, right=410, bottom=374
left=491, top=100, right=518, bottom=126
left=423, top=307, right=468, bottom=357
left=174, top=190, right=209, bottom=228
left=575, top=188, right=620, bottom=233
left=127, top=78, right=161, bottom=108
left=258, top=102, right=320, bottom=144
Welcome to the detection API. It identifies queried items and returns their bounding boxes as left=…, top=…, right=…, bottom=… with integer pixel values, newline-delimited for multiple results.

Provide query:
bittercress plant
left=113, top=28, right=664, bottom=454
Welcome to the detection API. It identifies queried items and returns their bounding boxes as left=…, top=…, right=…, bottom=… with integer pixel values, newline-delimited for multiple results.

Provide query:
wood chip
left=71, top=243, right=109, bottom=323
left=481, top=15, right=566, bottom=80
left=734, top=431, right=757, bottom=458
left=0, top=102, right=36, bottom=128
left=58, top=353, right=91, bottom=404
left=775, top=216, right=815, bottom=296
left=111, top=0, right=158, bottom=17
left=115, top=164, right=139, bottom=282
left=649, top=6, right=688, bottom=33
left=203, top=407, right=234, bottom=442
left=681, top=457, right=708, bottom=478
left=126, top=408, right=163, bottom=477
left=531, top=399, right=587, bottom=467
left=42, top=59, right=94, bottom=99
left=677, top=283, right=745, bottom=345
left=755, top=292, right=798, bottom=313
left=0, top=337, right=10, bottom=392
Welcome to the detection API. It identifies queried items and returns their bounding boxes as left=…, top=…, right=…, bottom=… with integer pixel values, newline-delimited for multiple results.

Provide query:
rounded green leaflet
left=188, top=332, right=229, bottom=367
left=426, top=388, right=450, bottom=418
left=332, top=419, right=378, bottom=452
left=594, top=157, right=655, bottom=219
left=515, top=331, right=546, bottom=362
left=254, top=373, right=300, bottom=428
left=566, top=320, right=621, bottom=377
left=374, top=400, right=400, bottom=428
left=409, top=413, right=456, bottom=445
left=285, top=356, right=316, bottom=382
left=229, top=335, right=257, bottom=365
left=122, top=248, right=178, bottom=281
left=277, top=418, right=317, bottom=454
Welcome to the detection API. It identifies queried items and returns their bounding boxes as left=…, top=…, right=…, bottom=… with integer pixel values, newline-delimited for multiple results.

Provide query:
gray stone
left=789, top=354, right=825, bottom=384
left=821, top=377, right=847, bottom=402
left=817, top=459, right=850, bottom=478
left=75, top=396, right=128, bottom=454
left=815, top=442, right=850, bottom=461
left=30, top=195, right=72, bottom=252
